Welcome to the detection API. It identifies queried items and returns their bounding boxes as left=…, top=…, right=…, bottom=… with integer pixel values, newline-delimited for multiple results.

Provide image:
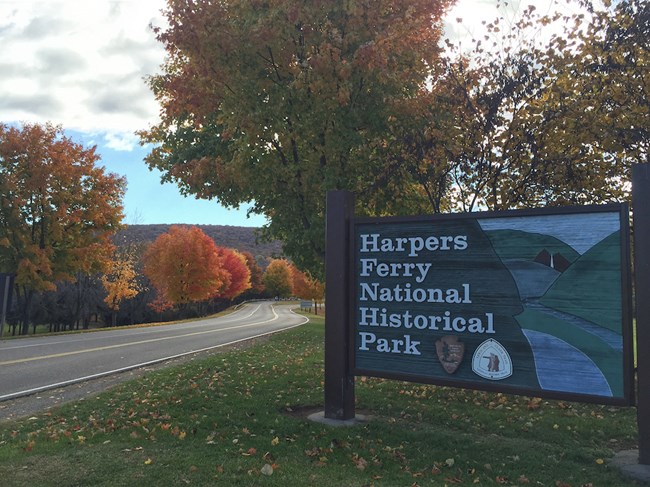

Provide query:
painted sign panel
left=353, top=205, right=633, bottom=404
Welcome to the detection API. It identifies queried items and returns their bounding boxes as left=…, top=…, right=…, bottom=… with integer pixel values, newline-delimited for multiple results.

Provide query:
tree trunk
left=18, top=287, right=34, bottom=336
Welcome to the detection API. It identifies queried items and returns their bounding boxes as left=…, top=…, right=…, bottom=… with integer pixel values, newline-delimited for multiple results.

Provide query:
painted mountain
left=483, top=230, right=580, bottom=300
left=541, top=231, right=621, bottom=333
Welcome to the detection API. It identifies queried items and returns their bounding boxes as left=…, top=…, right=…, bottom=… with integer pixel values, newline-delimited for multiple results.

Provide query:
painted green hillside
left=484, top=229, right=580, bottom=263
left=541, top=231, right=621, bottom=333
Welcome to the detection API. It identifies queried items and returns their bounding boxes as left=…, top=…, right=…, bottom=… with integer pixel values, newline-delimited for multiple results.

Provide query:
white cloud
left=0, top=0, right=167, bottom=150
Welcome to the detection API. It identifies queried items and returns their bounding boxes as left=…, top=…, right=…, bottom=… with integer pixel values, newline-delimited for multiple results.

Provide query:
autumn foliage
left=214, top=247, right=251, bottom=300
left=290, top=266, right=324, bottom=303
left=241, top=251, right=265, bottom=296
left=140, top=0, right=454, bottom=277
left=101, top=246, right=143, bottom=326
left=140, top=0, right=648, bottom=279
left=262, top=259, right=293, bottom=298
left=143, top=225, right=252, bottom=308
left=143, top=226, right=227, bottom=306
left=0, top=122, right=125, bottom=333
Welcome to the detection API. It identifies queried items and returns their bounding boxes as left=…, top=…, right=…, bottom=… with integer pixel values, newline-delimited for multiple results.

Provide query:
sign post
left=632, top=163, right=650, bottom=465
left=324, top=191, right=356, bottom=420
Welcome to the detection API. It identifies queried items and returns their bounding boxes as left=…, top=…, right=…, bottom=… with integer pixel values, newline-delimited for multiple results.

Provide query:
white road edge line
left=0, top=309, right=309, bottom=402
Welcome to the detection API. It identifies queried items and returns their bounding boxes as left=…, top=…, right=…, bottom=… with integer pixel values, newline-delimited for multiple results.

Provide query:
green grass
left=0, top=315, right=640, bottom=486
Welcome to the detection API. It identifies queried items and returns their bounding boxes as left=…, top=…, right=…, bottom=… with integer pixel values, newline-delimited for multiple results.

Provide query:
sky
left=478, top=212, right=621, bottom=254
left=0, top=0, right=580, bottom=227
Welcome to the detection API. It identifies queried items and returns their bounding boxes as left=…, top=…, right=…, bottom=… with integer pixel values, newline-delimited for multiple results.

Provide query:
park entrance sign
left=324, top=165, right=650, bottom=465
left=352, top=206, right=633, bottom=405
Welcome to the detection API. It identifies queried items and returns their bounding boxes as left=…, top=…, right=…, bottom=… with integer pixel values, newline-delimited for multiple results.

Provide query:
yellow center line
left=0, top=315, right=278, bottom=366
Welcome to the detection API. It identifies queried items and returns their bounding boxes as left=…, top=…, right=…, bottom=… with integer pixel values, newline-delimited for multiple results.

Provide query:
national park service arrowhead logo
left=435, top=335, right=465, bottom=374
left=472, top=339, right=512, bottom=380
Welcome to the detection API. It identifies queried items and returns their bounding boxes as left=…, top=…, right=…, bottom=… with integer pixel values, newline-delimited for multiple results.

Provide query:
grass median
left=0, top=315, right=639, bottom=486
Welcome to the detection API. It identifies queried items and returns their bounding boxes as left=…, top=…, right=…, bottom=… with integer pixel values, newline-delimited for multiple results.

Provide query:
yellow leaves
left=101, top=247, right=141, bottom=312
left=595, top=458, right=605, bottom=465
left=144, top=458, right=153, bottom=465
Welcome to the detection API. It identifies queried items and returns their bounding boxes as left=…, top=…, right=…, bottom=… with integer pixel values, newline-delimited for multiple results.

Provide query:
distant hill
left=483, top=229, right=580, bottom=301
left=484, top=229, right=580, bottom=263
left=541, top=231, right=622, bottom=333
left=115, top=224, right=283, bottom=265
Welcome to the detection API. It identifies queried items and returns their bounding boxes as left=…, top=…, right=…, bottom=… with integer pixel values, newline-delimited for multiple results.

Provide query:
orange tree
left=139, top=0, right=454, bottom=277
left=290, top=264, right=325, bottom=313
left=143, top=225, right=229, bottom=307
left=0, top=123, right=125, bottom=334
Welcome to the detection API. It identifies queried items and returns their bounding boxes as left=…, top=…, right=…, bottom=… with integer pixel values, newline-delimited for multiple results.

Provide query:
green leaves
left=140, top=0, right=455, bottom=278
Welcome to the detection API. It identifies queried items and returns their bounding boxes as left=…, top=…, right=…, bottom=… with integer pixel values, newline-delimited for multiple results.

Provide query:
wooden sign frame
left=325, top=164, right=648, bottom=465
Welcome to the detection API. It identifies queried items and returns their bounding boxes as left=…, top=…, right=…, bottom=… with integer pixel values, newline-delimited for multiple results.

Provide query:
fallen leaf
left=595, top=458, right=604, bottom=465
left=445, top=458, right=455, bottom=467
left=144, top=458, right=153, bottom=465
left=444, top=476, right=463, bottom=484
left=353, top=455, right=368, bottom=470
left=261, top=464, right=274, bottom=476
left=271, top=436, right=280, bottom=446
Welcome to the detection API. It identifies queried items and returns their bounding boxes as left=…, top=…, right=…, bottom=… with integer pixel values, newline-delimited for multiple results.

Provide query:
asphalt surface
left=0, top=302, right=307, bottom=421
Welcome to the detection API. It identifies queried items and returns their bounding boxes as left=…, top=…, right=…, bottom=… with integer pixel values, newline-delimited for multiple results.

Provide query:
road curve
left=0, top=302, right=307, bottom=401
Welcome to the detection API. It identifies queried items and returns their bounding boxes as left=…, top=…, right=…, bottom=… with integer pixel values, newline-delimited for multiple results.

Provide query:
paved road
left=0, top=302, right=307, bottom=401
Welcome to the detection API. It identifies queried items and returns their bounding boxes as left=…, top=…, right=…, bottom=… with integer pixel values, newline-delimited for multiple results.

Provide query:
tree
left=535, top=0, right=648, bottom=175
left=0, top=122, right=126, bottom=334
left=263, top=259, right=293, bottom=298
left=214, top=247, right=251, bottom=300
left=143, top=225, right=229, bottom=306
left=241, top=251, right=265, bottom=296
left=102, top=246, right=142, bottom=326
left=290, top=264, right=325, bottom=313
left=400, top=0, right=646, bottom=213
left=140, top=0, right=454, bottom=277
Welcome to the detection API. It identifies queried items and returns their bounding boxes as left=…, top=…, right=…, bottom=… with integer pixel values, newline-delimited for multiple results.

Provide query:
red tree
left=214, top=247, right=251, bottom=300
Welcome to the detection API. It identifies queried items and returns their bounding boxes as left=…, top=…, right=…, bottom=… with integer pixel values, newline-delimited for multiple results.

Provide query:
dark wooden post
left=633, top=163, right=650, bottom=465
left=324, top=190, right=355, bottom=420
left=0, top=274, right=14, bottom=339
